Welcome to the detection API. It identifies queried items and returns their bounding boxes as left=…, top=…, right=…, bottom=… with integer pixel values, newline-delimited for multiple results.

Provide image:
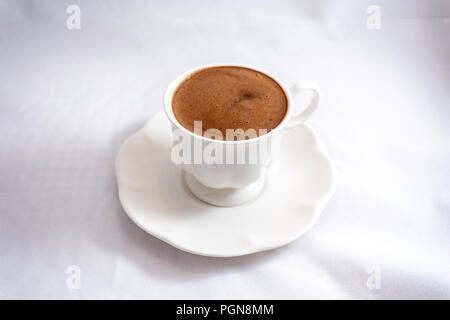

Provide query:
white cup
left=164, top=63, right=320, bottom=206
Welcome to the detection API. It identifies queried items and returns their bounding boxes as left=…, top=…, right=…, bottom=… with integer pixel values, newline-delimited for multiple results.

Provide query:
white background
left=1, top=0, right=449, bottom=299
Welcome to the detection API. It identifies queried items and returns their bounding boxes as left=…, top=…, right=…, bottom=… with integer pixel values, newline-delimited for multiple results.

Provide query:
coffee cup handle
left=285, top=81, right=321, bottom=130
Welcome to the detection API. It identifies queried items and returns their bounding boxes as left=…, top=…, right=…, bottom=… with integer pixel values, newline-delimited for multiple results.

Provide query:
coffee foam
left=172, top=66, right=287, bottom=140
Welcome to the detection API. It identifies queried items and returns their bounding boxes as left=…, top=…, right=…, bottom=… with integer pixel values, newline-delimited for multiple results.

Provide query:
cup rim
left=163, top=63, right=294, bottom=144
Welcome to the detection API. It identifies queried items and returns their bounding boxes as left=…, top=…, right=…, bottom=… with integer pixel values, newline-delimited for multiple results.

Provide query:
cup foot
left=184, top=172, right=266, bottom=207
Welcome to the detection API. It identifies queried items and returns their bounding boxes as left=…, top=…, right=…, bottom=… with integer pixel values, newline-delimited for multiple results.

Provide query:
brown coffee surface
left=172, top=66, right=287, bottom=140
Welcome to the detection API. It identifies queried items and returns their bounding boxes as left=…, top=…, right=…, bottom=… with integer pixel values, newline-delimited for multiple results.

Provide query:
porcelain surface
left=115, top=111, right=335, bottom=257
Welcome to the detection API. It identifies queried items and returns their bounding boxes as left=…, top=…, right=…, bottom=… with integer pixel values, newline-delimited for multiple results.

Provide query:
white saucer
left=115, top=111, right=335, bottom=257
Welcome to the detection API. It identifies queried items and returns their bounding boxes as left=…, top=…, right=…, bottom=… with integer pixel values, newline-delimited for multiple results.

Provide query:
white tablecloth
left=1, top=0, right=449, bottom=299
